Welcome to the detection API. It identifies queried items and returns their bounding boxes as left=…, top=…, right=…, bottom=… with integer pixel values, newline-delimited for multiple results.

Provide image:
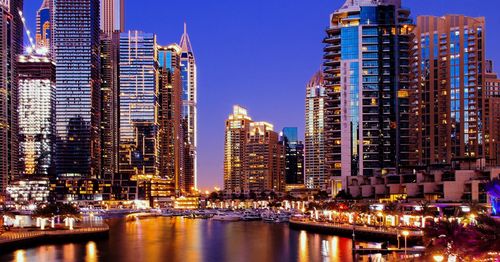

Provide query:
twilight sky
left=25, top=0, right=500, bottom=190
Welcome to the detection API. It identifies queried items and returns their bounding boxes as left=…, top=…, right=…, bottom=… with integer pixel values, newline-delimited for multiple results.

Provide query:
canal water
left=0, top=217, right=362, bottom=262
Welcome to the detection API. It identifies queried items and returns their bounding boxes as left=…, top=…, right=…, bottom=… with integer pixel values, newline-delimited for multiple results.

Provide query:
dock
left=289, top=220, right=423, bottom=243
left=0, top=225, right=109, bottom=252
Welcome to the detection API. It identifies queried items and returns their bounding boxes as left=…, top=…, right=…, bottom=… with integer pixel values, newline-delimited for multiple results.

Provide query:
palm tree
left=424, top=219, right=485, bottom=260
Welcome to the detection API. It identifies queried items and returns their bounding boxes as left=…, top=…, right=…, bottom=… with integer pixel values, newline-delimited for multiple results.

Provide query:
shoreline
left=289, top=220, right=423, bottom=244
left=0, top=225, right=110, bottom=253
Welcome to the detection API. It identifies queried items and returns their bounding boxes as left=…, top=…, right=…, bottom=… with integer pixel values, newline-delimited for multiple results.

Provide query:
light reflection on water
left=1, top=217, right=358, bottom=262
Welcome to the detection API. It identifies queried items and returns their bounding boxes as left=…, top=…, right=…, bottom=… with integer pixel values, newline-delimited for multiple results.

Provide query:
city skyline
left=22, top=0, right=500, bottom=190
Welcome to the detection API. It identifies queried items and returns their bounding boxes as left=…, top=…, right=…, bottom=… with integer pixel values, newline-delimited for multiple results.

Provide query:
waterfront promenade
left=0, top=225, right=109, bottom=252
left=289, top=219, right=423, bottom=243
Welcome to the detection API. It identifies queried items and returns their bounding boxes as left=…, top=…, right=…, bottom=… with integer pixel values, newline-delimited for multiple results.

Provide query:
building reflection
left=85, top=241, right=97, bottom=262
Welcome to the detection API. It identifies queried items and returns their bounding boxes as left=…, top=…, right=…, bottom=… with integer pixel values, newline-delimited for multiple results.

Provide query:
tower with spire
left=179, top=23, right=198, bottom=194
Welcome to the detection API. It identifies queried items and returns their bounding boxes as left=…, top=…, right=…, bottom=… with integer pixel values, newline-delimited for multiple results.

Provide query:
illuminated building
left=100, top=0, right=124, bottom=199
left=0, top=0, right=23, bottom=192
left=174, top=196, right=200, bottom=210
left=6, top=178, right=51, bottom=204
left=280, top=127, right=304, bottom=186
left=100, top=0, right=124, bottom=35
left=179, top=24, right=197, bottom=193
left=485, top=61, right=500, bottom=167
left=18, top=54, right=55, bottom=176
left=324, top=0, right=413, bottom=188
left=246, top=122, right=285, bottom=193
left=304, top=71, right=328, bottom=190
left=118, top=31, right=159, bottom=200
left=157, top=44, right=184, bottom=197
left=410, top=15, right=486, bottom=168
left=36, top=0, right=51, bottom=50
left=223, top=106, right=285, bottom=195
left=224, top=106, right=252, bottom=195
left=53, top=0, right=101, bottom=178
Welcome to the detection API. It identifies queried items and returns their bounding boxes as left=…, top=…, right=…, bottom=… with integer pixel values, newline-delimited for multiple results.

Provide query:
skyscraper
left=36, top=0, right=51, bottom=50
left=485, top=61, right=500, bottom=167
left=410, top=15, right=486, bottom=168
left=100, top=0, right=124, bottom=35
left=280, top=127, right=304, bottom=186
left=224, top=106, right=252, bottom=195
left=0, top=0, right=24, bottom=192
left=52, top=0, right=101, bottom=178
left=18, top=54, right=56, bottom=176
left=324, top=0, right=413, bottom=188
left=179, top=24, right=197, bottom=193
left=100, top=0, right=124, bottom=199
left=119, top=31, right=159, bottom=200
left=157, top=44, right=184, bottom=197
left=305, top=71, right=328, bottom=189
left=246, top=122, right=285, bottom=194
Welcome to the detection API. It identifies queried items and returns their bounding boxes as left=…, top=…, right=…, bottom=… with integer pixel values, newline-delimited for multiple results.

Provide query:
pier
left=0, top=225, right=109, bottom=252
left=289, top=219, right=423, bottom=243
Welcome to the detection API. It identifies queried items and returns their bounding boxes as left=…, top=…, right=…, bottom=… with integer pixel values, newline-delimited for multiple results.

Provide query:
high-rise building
left=119, top=31, right=159, bottom=200
left=36, top=0, right=51, bottom=50
left=179, top=24, right=197, bottom=193
left=280, top=127, right=304, bottom=186
left=485, top=61, right=500, bottom=167
left=0, top=0, right=24, bottom=192
left=223, top=106, right=285, bottom=195
left=18, top=54, right=56, bottom=176
left=100, top=0, right=124, bottom=35
left=52, top=0, right=101, bottom=178
left=324, top=0, right=413, bottom=189
left=410, top=15, right=486, bottom=168
left=245, top=122, right=285, bottom=194
left=100, top=0, right=124, bottom=199
left=305, top=71, right=328, bottom=189
left=224, top=106, right=252, bottom=195
left=157, top=44, right=184, bottom=197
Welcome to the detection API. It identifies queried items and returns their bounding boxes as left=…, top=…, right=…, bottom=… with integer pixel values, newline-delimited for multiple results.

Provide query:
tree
left=34, top=203, right=80, bottom=219
left=335, top=190, right=353, bottom=200
left=209, top=192, right=219, bottom=201
left=424, top=219, right=485, bottom=260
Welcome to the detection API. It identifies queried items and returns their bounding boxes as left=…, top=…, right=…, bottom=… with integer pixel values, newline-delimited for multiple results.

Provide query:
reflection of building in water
left=118, top=31, right=159, bottom=200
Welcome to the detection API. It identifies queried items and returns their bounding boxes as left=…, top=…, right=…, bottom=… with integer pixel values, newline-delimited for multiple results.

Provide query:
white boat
left=212, top=213, right=240, bottom=222
left=240, top=211, right=261, bottom=221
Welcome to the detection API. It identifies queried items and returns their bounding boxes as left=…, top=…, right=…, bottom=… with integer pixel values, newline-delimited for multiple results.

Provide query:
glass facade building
left=52, top=0, right=101, bottom=178
left=0, top=0, right=23, bottom=192
left=18, top=54, right=56, bottom=176
left=305, top=71, right=328, bottom=189
left=281, top=127, right=304, bottom=186
left=157, top=44, right=183, bottom=197
left=324, top=0, right=413, bottom=188
left=118, top=31, right=159, bottom=200
left=410, top=15, right=486, bottom=168
left=179, top=24, right=197, bottom=193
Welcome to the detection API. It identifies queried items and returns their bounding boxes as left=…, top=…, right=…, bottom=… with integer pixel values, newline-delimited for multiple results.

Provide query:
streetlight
left=402, top=230, right=409, bottom=260
left=433, top=254, right=444, bottom=262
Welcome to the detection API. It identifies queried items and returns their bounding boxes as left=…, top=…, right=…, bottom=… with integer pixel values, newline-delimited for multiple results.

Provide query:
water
left=0, top=217, right=357, bottom=262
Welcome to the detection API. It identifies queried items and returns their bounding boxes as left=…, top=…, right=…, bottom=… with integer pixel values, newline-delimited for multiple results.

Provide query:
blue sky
left=24, top=0, right=500, bottom=190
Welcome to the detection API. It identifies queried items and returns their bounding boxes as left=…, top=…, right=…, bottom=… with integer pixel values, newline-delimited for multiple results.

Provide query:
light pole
left=402, top=230, right=409, bottom=260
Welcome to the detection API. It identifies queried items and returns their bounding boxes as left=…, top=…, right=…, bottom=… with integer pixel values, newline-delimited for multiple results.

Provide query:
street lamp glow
left=433, top=255, right=444, bottom=262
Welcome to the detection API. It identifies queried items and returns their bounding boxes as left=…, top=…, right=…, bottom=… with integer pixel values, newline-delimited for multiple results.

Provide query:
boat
left=240, top=211, right=261, bottom=221
left=212, top=212, right=240, bottom=222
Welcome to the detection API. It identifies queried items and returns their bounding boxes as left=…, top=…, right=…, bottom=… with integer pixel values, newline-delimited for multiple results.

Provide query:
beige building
left=346, top=168, right=500, bottom=203
left=223, top=106, right=285, bottom=195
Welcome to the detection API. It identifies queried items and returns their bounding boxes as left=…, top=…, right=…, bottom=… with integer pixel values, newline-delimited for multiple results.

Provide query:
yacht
left=240, top=211, right=261, bottom=221
left=212, top=212, right=240, bottom=222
